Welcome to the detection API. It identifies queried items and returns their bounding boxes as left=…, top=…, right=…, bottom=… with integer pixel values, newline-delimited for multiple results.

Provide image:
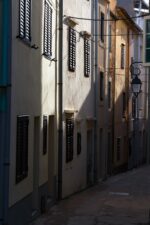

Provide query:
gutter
left=0, top=0, right=12, bottom=224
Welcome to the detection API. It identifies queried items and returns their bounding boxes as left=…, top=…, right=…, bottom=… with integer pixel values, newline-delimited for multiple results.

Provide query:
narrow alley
left=31, top=166, right=150, bottom=225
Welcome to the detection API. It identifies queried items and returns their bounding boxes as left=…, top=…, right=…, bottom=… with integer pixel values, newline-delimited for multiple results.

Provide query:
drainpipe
left=93, top=0, right=98, bottom=182
left=57, top=0, right=63, bottom=200
left=0, top=0, right=11, bottom=224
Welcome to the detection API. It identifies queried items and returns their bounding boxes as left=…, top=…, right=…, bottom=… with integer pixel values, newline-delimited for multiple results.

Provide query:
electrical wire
left=64, top=12, right=150, bottom=22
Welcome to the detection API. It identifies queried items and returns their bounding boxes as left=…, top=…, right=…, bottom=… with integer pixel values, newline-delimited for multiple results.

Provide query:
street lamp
left=131, top=75, right=142, bottom=97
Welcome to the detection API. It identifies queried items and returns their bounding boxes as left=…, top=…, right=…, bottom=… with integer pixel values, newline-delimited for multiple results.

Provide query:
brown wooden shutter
left=84, top=38, right=90, bottom=77
left=69, top=27, right=76, bottom=72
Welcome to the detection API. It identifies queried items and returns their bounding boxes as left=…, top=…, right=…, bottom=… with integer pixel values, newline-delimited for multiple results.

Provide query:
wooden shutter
left=121, top=44, right=125, bottom=69
left=101, top=12, right=104, bottom=42
left=69, top=27, right=76, bottom=72
left=19, top=0, right=25, bottom=38
left=43, top=116, right=48, bottom=155
left=66, top=118, right=74, bottom=162
left=19, top=0, right=31, bottom=41
left=25, top=0, right=31, bottom=41
left=44, top=1, right=52, bottom=57
left=108, top=81, right=111, bottom=109
left=84, top=38, right=90, bottom=77
left=16, top=116, right=29, bottom=183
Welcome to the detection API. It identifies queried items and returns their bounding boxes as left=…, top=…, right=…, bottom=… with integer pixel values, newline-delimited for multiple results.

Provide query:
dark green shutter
left=44, top=1, right=52, bottom=57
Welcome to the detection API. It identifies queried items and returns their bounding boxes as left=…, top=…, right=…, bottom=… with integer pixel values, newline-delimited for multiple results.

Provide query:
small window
left=121, top=44, right=125, bottom=69
left=84, top=38, right=90, bottom=77
left=44, top=0, right=52, bottom=57
left=16, top=116, right=29, bottom=183
left=66, top=118, right=74, bottom=162
left=122, top=92, right=126, bottom=118
left=100, top=72, right=104, bottom=101
left=108, top=81, right=111, bottom=109
left=116, top=138, right=121, bottom=161
left=68, top=27, right=76, bottom=72
left=19, top=0, right=31, bottom=42
left=43, top=116, right=48, bottom=155
left=77, top=132, right=81, bottom=155
left=100, top=12, right=104, bottom=42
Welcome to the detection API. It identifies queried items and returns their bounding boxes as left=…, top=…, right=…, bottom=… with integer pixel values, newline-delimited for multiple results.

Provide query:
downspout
left=54, top=0, right=58, bottom=200
left=57, top=0, right=63, bottom=200
left=0, top=0, right=11, bottom=224
left=94, top=0, right=98, bottom=182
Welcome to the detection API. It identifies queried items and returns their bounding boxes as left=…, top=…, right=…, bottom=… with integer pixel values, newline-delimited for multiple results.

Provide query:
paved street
left=31, top=166, right=150, bottom=225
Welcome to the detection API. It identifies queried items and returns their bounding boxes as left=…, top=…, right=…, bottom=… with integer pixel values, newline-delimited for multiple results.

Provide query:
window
left=100, top=12, right=104, bottom=42
left=109, top=25, right=111, bottom=52
left=43, top=116, right=48, bottom=155
left=19, top=0, right=31, bottom=42
left=121, top=44, right=125, bottom=69
left=122, top=92, right=126, bottom=118
left=77, top=132, right=81, bottom=155
left=108, top=81, right=111, bottom=109
left=68, top=27, right=76, bottom=72
left=66, top=118, right=74, bottom=162
left=132, top=96, right=136, bottom=118
left=145, top=19, right=150, bottom=63
left=16, top=116, right=29, bottom=183
left=44, top=0, right=52, bottom=57
left=116, top=138, right=121, bottom=161
left=84, top=38, right=90, bottom=77
left=100, top=72, right=104, bottom=101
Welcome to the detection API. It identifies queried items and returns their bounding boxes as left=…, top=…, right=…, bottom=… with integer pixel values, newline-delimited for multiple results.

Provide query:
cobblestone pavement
left=31, top=166, right=150, bottom=225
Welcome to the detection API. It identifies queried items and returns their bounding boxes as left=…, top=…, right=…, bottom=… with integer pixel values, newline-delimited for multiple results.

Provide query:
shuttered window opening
left=16, top=116, right=29, bottom=183
left=116, top=137, right=121, bottom=161
left=43, top=116, right=48, bottom=155
left=84, top=38, right=90, bottom=77
left=121, top=44, right=125, bottom=69
left=100, top=12, right=104, bottom=42
left=44, top=1, right=52, bottom=57
left=68, top=27, right=76, bottom=72
left=66, top=118, right=74, bottom=162
left=19, top=0, right=31, bottom=42
left=77, top=132, right=81, bottom=155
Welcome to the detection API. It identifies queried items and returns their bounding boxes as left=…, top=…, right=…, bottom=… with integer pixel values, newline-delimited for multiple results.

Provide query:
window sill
left=16, top=35, right=31, bottom=47
left=43, top=53, right=52, bottom=60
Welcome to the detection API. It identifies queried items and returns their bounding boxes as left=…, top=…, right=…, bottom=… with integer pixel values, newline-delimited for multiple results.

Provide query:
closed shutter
left=77, top=132, right=81, bottom=155
left=19, top=0, right=31, bottom=41
left=43, top=116, right=48, bottom=155
left=66, top=118, right=74, bottom=162
left=19, top=0, right=25, bottom=38
left=25, top=0, right=31, bottom=41
left=16, top=116, right=29, bottom=183
left=84, top=38, right=90, bottom=77
left=44, top=1, right=52, bottom=57
left=101, top=12, right=104, bottom=42
left=121, top=44, right=125, bottom=69
left=69, top=27, right=76, bottom=72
